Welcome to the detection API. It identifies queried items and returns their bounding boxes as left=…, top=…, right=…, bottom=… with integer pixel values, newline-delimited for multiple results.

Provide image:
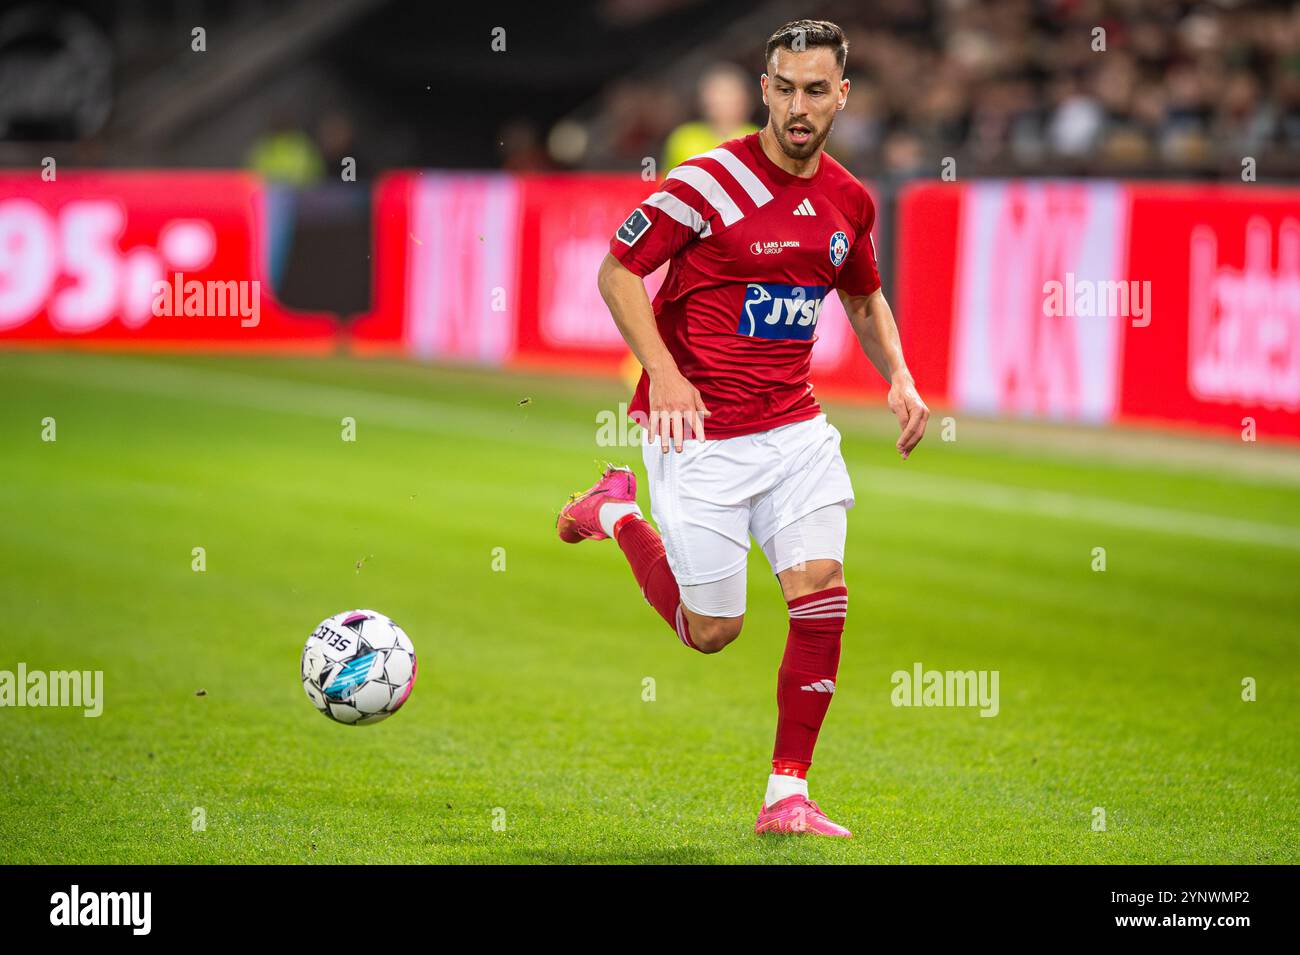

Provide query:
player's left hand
left=887, top=374, right=929, bottom=460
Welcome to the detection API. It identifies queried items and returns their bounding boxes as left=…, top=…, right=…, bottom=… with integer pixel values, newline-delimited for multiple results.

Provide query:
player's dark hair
left=765, top=19, right=848, bottom=72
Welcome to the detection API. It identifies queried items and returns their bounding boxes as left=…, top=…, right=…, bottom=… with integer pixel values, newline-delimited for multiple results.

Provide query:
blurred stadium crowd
left=1, top=1, right=1297, bottom=182
left=579, top=0, right=1300, bottom=180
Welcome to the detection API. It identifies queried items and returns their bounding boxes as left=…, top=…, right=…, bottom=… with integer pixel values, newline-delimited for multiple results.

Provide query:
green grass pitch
left=1, top=350, right=1297, bottom=864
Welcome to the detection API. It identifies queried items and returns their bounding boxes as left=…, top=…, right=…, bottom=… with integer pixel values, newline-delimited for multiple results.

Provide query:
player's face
left=761, top=47, right=848, bottom=160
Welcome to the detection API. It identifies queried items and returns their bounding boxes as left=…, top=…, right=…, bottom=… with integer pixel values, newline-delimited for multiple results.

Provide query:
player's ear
left=837, top=76, right=849, bottom=110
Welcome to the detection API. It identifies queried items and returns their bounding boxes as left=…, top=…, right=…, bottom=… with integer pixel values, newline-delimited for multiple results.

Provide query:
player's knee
left=814, top=565, right=845, bottom=593
left=781, top=562, right=845, bottom=601
left=690, top=615, right=743, bottom=653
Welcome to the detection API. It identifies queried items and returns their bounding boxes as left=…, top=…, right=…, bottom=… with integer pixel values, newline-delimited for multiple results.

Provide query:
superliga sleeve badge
left=616, top=208, right=652, bottom=247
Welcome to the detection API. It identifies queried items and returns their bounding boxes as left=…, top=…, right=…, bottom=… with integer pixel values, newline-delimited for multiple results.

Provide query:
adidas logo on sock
left=800, top=679, right=835, bottom=694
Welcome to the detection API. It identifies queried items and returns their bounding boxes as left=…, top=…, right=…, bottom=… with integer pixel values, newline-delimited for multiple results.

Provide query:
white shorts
left=641, top=413, right=855, bottom=615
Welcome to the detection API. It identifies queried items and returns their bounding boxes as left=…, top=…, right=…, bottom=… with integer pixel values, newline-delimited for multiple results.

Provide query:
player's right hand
left=648, top=371, right=711, bottom=453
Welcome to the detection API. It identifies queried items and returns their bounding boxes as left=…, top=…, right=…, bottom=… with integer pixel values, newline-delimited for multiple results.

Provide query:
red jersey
left=609, top=131, right=881, bottom=439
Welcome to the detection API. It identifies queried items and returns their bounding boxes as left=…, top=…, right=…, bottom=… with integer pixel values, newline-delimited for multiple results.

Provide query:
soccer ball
left=301, top=609, right=417, bottom=725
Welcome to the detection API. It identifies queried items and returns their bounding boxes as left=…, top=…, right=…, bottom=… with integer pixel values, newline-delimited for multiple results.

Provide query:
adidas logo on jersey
left=792, top=198, right=816, bottom=216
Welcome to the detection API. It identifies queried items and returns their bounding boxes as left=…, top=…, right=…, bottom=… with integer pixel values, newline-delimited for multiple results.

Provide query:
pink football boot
left=556, top=465, right=637, bottom=543
left=755, top=795, right=853, bottom=838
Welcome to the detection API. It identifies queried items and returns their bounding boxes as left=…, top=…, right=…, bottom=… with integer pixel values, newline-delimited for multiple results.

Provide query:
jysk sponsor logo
left=829, top=231, right=849, bottom=266
left=738, top=283, right=828, bottom=340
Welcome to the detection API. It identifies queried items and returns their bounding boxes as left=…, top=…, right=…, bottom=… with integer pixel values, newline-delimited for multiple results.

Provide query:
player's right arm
left=600, top=173, right=721, bottom=452
left=598, top=253, right=710, bottom=453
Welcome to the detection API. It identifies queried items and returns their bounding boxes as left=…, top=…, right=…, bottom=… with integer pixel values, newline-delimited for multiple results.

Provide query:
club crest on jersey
left=829, top=231, right=849, bottom=267
left=616, top=208, right=652, bottom=247
left=737, top=283, right=828, bottom=341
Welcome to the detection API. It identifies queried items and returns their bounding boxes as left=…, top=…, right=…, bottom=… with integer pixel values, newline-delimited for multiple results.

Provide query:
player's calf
left=556, top=465, right=748, bottom=655
left=771, top=580, right=846, bottom=776
left=762, top=564, right=848, bottom=831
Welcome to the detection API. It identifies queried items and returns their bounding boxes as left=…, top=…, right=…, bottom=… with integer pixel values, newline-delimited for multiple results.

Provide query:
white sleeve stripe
left=666, top=165, right=744, bottom=227
left=644, top=191, right=712, bottom=238
left=696, top=146, right=773, bottom=208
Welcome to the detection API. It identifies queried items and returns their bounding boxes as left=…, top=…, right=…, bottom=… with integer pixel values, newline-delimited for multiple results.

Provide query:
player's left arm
left=838, top=288, right=929, bottom=460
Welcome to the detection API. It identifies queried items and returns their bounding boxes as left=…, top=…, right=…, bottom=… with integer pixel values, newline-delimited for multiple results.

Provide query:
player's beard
left=773, top=116, right=831, bottom=160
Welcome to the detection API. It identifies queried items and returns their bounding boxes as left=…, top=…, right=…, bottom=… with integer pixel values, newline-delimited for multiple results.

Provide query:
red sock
left=612, top=514, right=697, bottom=650
left=772, top=586, right=847, bottom=774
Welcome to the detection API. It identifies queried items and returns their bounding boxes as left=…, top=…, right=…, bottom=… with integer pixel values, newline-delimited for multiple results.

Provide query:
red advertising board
left=7, top=170, right=1294, bottom=441
left=894, top=183, right=961, bottom=404
left=348, top=172, right=413, bottom=352
left=352, top=171, right=523, bottom=363
left=0, top=172, right=336, bottom=348
left=896, top=179, right=1300, bottom=440
left=1122, top=184, right=1300, bottom=438
left=514, top=173, right=664, bottom=373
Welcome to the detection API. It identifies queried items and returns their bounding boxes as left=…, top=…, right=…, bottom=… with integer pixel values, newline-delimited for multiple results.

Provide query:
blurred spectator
left=582, top=0, right=1300, bottom=179
left=882, top=127, right=927, bottom=177
left=316, top=111, right=357, bottom=175
left=1048, top=74, right=1105, bottom=158
left=661, top=62, right=759, bottom=170
left=829, top=75, right=887, bottom=170
left=247, top=115, right=324, bottom=186
left=499, top=119, right=556, bottom=171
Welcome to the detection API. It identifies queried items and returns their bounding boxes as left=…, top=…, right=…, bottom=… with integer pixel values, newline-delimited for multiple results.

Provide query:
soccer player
left=557, top=19, right=929, bottom=837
